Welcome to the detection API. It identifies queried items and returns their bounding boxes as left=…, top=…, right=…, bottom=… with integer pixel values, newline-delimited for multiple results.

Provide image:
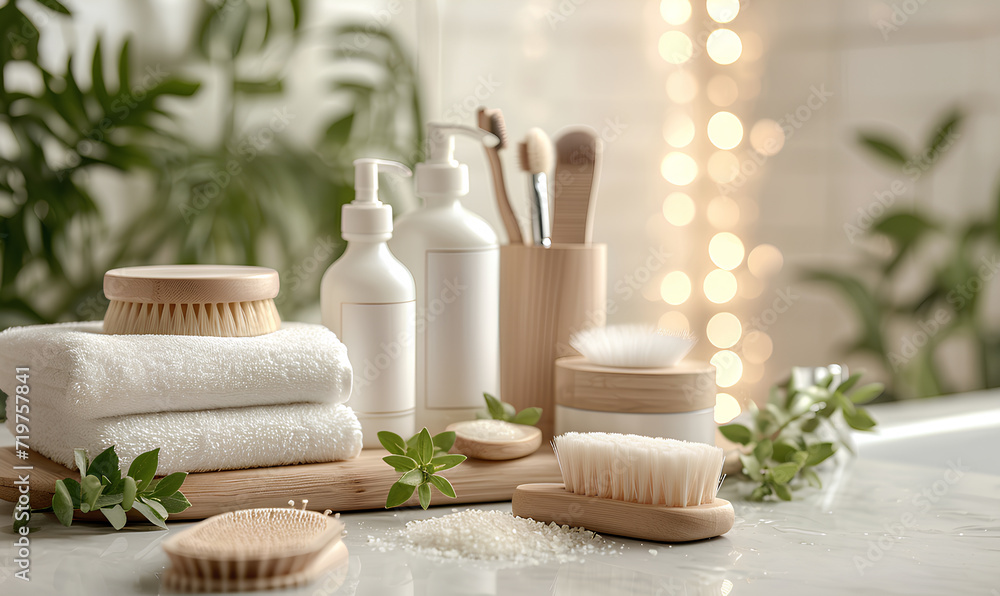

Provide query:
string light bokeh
left=656, top=0, right=785, bottom=424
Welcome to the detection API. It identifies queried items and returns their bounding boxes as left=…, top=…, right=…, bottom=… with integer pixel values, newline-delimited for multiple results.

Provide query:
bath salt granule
left=450, top=419, right=524, bottom=441
left=367, top=509, right=620, bottom=566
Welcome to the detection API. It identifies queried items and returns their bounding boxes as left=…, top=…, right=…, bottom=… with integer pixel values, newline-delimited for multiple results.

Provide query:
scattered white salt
left=649, top=549, right=658, bottom=555
left=366, top=509, right=620, bottom=566
left=451, top=419, right=525, bottom=441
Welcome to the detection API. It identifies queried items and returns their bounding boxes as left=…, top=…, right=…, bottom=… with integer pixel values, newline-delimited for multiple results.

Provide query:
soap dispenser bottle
left=389, top=124, right=501, bottom=433
left=322, top=158, right=415, bottom=448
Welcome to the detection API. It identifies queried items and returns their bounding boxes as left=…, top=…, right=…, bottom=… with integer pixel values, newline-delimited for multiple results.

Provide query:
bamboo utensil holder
left=499, top=244, right=607, bottom=439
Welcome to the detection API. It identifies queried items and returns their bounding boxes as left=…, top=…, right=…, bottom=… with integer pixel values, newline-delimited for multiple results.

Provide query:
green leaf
left=772, top=441, right=798, bottom=463
left=873, top=212, right=937, bottom=249
left=398, top=469, right=423, bottom=486
left=926, top=109, right=961, bottom=157
left=378, top=431, right=406, bottom=455
left=117, top=38, right=131, bottom=92
left=140, top=496, right=168, bottom=519
left=324, top=113, right=353, bottom=146
left=383, top=455, right=418, bottom=473
left=858, top=133, right=909, bottom=167
left=511, top=407, right=542, bottom=426
left=836, top=372, right=862, bottom=394
left=100, top=505, right=127, bottom=531
left=234, top=79, right=284, bottom=94
left=770, top=462, right=800, bottom=485
left=502, top=402, right=516, bottom=419
left=431, top=454, right=466, bottom=472
left=74, top=449, right=89, bottom=478
left=88, top=446, right=120, bottom=485
left=122, top=476, right=137, bottom=510
left=416, top=428, right=433, bottom=464
left=806, top=442, right=836, bottom=466
left=802, top=270, right=885, bottom=356
left=428, top=474, right=456, bottom=498
left=61, top=478, right=82, bottom=508
left=385, top=481, right=415, bottom=508
left=792, top=451, right=810, bottom=467
left=719, top=423, right=752, bottom=445
left=432, top=431, right=456, bottom=453
left=843, top=407, right=877, bottom=431
left=93, top=493, right=124, bottom=509
left=418, top=483, right=431, bottom=510
left=80, top=474, right=104, bottom=513
left=801, top=468, right=823, bottom=489
left=848, top=383, right=884, bottom=404
left=483, top=393, right=506, bottom=420
left=52, top=479, right=75, bottom=527
left=800, top=417, right=820, bottom=433
left=131, top=500, right=167, bottom=529
left=149, top=472, right=187, bottom=498
left=157, top=492, right=192, bottom=514
left=753, top=439, right=773, bottom=462
left=127, top=449, right=159, bottom=492
left=749, top=485, right=770, bottom=501
left=739, top=454, right=762, bottom=482
left=772, top=481, right=793, bottom=501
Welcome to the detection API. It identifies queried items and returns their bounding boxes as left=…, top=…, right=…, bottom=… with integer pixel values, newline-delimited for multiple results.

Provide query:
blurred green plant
left=0, top=0, right=423, bottom=328
left=805, top=108, right=1000, bottom=400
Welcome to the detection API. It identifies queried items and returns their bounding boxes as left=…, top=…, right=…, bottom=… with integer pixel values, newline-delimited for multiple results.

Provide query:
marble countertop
left=2, top=391, right=998, bottom=596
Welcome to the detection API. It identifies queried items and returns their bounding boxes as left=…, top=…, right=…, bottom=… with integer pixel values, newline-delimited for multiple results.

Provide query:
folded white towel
left=0, top=322, right=353, bottom=419
left=8, top=400, right=363, bottom=474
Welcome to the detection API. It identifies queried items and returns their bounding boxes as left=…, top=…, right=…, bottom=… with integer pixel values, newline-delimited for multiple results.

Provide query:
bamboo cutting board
left=0, top=447, right=561, bottom=521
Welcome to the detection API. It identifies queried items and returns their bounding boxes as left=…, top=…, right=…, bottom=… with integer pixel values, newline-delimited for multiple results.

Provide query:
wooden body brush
left=512, top=432, right=733, bottom=542
left=103, top=265, right=280, bottom=337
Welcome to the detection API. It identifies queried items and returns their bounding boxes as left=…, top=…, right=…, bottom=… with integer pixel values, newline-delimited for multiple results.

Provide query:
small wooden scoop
left=446, top=420, right=542, bottom=461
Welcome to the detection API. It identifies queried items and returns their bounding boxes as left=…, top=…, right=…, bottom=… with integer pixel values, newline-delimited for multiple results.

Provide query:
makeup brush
left=518, top=128, right=554, bottom=248
left=477, top=107, right=523, bottom=245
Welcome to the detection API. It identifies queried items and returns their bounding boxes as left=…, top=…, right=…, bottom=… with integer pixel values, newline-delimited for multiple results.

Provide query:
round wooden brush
left=103, top=265, right=281, bottom=337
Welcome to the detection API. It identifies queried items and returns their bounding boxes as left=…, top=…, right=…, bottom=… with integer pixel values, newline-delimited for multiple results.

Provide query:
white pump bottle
left=321, top=158, right=415, bottom=448
left=389, top=124, right=501, bottom=433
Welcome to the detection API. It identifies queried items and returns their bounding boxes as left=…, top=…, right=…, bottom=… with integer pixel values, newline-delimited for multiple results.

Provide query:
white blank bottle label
left=342, top=301, right=416, bottom=414
left=424, top=249, right=499, bottom=409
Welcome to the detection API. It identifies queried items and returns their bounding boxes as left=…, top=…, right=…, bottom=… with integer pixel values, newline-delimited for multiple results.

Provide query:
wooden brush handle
left=477, top=110, right=523, bottom=245
left=511, top=483, right=734, bottom=543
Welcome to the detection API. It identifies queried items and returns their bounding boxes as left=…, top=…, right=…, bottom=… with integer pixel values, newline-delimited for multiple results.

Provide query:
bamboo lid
left=554, top=356, right=716, bottom=413
left=104, top=265, right=280, bottom=304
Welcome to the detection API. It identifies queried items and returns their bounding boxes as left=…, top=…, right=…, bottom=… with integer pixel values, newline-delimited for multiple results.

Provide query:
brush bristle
left=570, top=324, right=695, bottom=368
left=484, top=108, right=508, bottom=150
left=553, top=432, right=724, bottom=507
left=522, top=128, right=553, bottom=174
left=103, top=299, right=281, bottom=337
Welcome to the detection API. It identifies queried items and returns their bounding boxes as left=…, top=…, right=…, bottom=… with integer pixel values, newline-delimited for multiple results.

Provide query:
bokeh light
left=711, top=350, right=743, bottom=387
left=706, top=29, right=742, bottom=65
left=707, top=196, right=740, bottom=229
left=707, top=75, right=738, bottom=107
left=707, top=111, right=743, bottom=150
left=750, top=118, right=786, bottom=156
left=660, top=0, right=692, bottom=25
left=666, top=70, right=698, bottom=103
left=661, top=152, right=699, bottom=185
left=661, top=271, right=692, bottom=305
left=742, top=330, right=773, bottom=364
left=709, top=232, right=745, bottom=270
left=704, top=269, right=738, bottom=303
left=714, top=392, right=741, bottom=423
left=663, top=112, right=695, bottom=148
left=707, top=150, right=740, bottom=184
left=658, top=311, right=691, bottom=334
left=706, top=0, right=740, bottom=23
left=747, top=243, right=784, bottom=278
left=707, top=312, right=742, bottom=348
left=659, top=31, right=693, bottom=64
left=663, top=192, right=695, bottom=226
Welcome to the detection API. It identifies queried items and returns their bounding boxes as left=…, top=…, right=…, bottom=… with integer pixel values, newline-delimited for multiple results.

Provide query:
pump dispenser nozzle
left=416, top=123, right=498, bottom=200
left=344, top=158, right=412, bottom=236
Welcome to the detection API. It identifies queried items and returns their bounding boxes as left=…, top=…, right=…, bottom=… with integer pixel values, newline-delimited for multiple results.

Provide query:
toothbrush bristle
left=552, top=432, right=725, bottom=507
left=517, top=142, right=530, bottom=172
left=484, top=108, right=509, bottom=150
left=570, top=324, right=696, bottom=368
left=523, top=128, right=554, bottom=174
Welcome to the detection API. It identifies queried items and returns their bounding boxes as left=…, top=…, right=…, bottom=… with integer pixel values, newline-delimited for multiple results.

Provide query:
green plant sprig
left=379, top=429, right=466, bottom=510
left=13, top=446, right=191, bottom=532
left=478, top=393, right=542, bottom=426
left=720, top=372, right=883, bottom=501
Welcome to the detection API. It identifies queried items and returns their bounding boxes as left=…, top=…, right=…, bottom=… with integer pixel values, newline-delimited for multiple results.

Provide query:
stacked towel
left=0, top=322, right=363, bottom=474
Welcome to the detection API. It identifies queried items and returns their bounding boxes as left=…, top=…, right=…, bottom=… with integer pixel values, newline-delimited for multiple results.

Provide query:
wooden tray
left=0, top=447, right=560, bottom=521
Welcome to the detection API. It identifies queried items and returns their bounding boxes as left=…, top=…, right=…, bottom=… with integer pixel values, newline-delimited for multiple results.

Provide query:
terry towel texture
left=0, top=321, right=353, bottom=419
left=8, top=400, right=363, bottom=475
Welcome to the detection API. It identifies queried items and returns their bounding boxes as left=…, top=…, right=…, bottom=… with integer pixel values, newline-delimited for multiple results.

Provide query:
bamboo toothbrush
left=103, top=265, right=281, bottom=337
left=551, top=128, right=602, bottom=245
left=477, top=107, right=524, bottom=245
left=518, top=128, right=554, bottom=248
left=512, top=432, right=734, bottom=542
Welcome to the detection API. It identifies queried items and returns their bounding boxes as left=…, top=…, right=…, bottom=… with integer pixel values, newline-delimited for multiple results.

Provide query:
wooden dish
left=446, top=420, right=543, bottom=461
left=511, top=483, right=734, bottom=543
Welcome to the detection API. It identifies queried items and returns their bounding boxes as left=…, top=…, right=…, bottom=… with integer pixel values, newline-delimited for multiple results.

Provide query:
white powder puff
left=367, top=509, right=620, bottom=566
